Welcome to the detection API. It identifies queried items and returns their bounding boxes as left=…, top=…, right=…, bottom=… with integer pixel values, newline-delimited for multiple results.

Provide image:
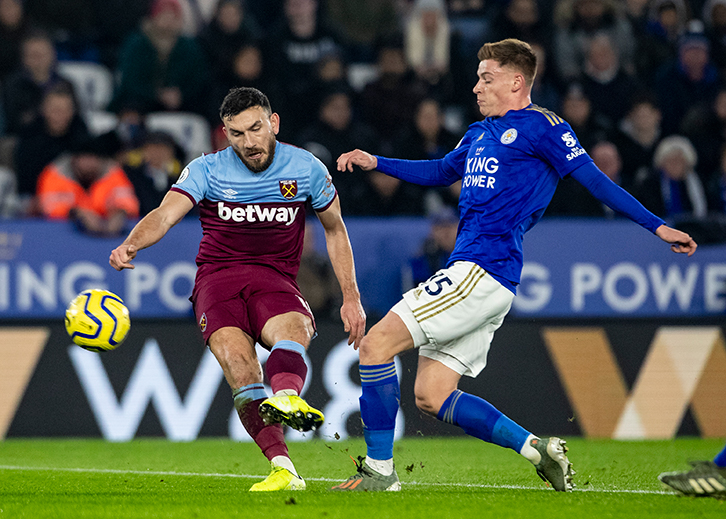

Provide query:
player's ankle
left=519, top=434, right=541, bottom=464
left=271, top=455, right=298, bottom=476
left=365, top=456, right=394, bottom=476
left=273, top=389, right=298, bottom=397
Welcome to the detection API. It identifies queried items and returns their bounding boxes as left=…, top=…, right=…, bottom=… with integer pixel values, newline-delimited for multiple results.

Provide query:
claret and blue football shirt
left=171, top=142, right=336, bottom=279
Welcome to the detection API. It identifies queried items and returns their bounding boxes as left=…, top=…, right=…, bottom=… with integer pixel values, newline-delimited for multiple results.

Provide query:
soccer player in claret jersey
left=333, top=39, right=697, bottom=492
left=109, top=87, right=366, bottom=491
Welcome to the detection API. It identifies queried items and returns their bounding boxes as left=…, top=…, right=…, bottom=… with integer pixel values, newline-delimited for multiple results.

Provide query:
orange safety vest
left=37, top=155, right=140, bottom=219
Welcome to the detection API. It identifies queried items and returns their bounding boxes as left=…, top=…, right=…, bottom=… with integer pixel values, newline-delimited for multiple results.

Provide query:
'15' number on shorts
left=424, top=275, right=453, bottom=296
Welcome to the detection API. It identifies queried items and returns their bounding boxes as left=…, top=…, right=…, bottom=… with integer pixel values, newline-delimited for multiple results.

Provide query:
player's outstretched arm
left=655, top=224, right=697, bottom=256
left=109, top=191, right=194, bottom=271
left=337, top=149, right=378, bottom=172
left=316, top=196, right=366, bottom=348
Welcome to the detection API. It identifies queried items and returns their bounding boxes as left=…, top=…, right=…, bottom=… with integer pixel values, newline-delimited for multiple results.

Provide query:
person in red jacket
left=36, top=138, right=139, bottom=236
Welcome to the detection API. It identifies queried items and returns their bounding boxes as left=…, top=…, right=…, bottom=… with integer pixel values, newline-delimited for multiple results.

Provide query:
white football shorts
left=391, top=261, right=514, bottom=377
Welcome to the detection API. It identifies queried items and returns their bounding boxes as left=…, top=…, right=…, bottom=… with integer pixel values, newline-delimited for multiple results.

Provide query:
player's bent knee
left=414, top=390, right=440, bottom=417
left=358, top=333, right=393, bottom=365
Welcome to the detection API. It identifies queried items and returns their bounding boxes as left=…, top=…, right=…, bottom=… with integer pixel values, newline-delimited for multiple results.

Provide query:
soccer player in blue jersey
left=332, top=39, right=697, bottom=492
left=110, top=87, right=366, bottom=491
left=659, top=443, right=726, bottom=499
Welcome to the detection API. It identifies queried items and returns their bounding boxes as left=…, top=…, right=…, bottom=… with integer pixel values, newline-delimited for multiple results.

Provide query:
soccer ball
left=65, top=289, right=131, bottom=352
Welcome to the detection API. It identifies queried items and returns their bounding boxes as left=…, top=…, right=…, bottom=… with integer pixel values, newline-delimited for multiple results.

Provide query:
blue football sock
left=437, top=389, right=530, bottom=452
left=714, top=444, right=726, bottom=468
left=359, top=363, right=400, bottom=460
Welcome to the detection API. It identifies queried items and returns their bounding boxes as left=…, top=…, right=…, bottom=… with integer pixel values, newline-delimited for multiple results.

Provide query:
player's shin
left=266, top=341, right=307, bottom=395
left=437, top=389, right=531, bottom=454
left=233, top=384, right=290, bottom=462
left=359, top=363, right=400, bottom=475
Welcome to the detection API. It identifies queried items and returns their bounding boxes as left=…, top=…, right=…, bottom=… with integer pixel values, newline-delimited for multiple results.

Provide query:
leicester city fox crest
left=279, top=180, right=298, bottom=199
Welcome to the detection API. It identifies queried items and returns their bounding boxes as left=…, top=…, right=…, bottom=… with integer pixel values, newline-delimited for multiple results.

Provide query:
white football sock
left=273, top=389, right=298, bottom=397
left=271, top=455, right=298, bottom=476
left=365, top=456, right=394, bottom=476
left=519, top=434, right=541, bottom=464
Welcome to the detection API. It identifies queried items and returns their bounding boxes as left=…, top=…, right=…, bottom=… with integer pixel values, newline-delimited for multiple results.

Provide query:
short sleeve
left=534, top=122, right=593, bottom=178
left=170, top=156, right=209, bottom=204
left=309, top=155, right=336, bottom=210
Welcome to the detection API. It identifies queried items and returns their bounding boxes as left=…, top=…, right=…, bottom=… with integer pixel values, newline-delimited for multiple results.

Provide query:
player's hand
left=655, top=225, right=697, bottom=256
left=109, top=244, right=138, bottom=271
left=340, top=298, right=366, bottom=349
left=337, top=149, right=377, bottom=172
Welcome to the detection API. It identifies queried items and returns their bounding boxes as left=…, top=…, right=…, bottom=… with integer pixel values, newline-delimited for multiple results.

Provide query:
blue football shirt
left=377, top=104, right=594, bottom=291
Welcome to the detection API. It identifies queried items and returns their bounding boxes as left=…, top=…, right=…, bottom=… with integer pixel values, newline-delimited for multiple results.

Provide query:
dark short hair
left=219, top=87, right=272, bottom=121
left=477, top=39, right=537, bottom=87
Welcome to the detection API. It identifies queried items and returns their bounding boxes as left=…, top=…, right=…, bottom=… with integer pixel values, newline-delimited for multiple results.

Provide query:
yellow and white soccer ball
left=65, top=289, right=131, bottom=352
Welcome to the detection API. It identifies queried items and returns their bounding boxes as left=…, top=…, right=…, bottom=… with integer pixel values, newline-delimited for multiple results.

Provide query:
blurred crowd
left=1, top=0, right=726, bottom=241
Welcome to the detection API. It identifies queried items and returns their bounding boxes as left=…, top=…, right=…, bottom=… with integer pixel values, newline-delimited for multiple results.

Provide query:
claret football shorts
left=392, top=261, right=513, bottom=377
left=191, top=263, right=315, bottom=345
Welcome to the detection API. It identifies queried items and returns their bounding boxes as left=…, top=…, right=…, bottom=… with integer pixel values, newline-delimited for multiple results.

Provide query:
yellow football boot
left=249, top=465, right=306, bottom=491
left=258, top=395, right=324, bottom=432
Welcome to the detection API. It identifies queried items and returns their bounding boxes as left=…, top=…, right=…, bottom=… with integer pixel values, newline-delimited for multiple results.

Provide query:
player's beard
left=234, top=133, right=277, bottom=173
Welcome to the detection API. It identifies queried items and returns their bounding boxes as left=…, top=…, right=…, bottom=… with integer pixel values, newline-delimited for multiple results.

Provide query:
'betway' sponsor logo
left=217, top=202, right=298, bottom=225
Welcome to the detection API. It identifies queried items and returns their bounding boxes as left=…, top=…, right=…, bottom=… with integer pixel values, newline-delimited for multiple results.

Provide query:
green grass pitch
left=1, top=437, right=724, bottom=518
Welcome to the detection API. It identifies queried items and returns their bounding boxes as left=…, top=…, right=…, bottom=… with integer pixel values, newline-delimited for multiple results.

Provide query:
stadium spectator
left=0, top=165, right=19, bottom=217
left=488, top=0, right=552, bottom=49
left=13, top=84, right=89, bottom=210
left=444, top=0, right=489, bottom=57
left=197, top=0, right=262, bottom=85
left=401, top=205, right=458, bottom=290
left=347, top=169, right=427, bottom=216
left=95, top=102, right=149, bottom=164
left=359, top=35, right=428, bottom=149
left=528, top=41, right=561, bottom=112
left=404, top=0, right=457, bottom=103
left=36, top=137, right=139, bottom=236
left=333, top=38, right=695, bottom=493
left=552, top=0, right=636, bottom=82
left=2, top=29, right=75, bottom=135
left=633, top=0, right=689, bottom=86
left=634, top=135, right=708, bottom=219
left=580, top=32, right=642, bottom=128
left=706, top=144, right=726, bottom=213
left=295, top=87, right=380, bottom=207
left=654, top=26, right=723, bottom=136
left=207, top=43, right=284, bottom=128
left=702, top=0, right=726, bottom=71
left=547, top=140, right=628, bottom=217
left=559, top=83, right=610, bottom=150
left=92, top=0, right=153, bottom=69
left=23, top=0, right=100, bottom=62
left=244, top=0, right=283, bottom=31
left=682, top=87, right=726, bottom=179
left=109, top=86, right=366, bottom=491
left=394, top=98, right=460, bottom=161
left=324, top=0, right=401, bottom=62
left=108, top=0, right=209, bottom=115
left=263, top=0, right=343, bottom=136
left=0, top=0, right=31, bottom=83
left=124, top=130, right=183, bottom=216
left=609, top=92, right=662, bottom=190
